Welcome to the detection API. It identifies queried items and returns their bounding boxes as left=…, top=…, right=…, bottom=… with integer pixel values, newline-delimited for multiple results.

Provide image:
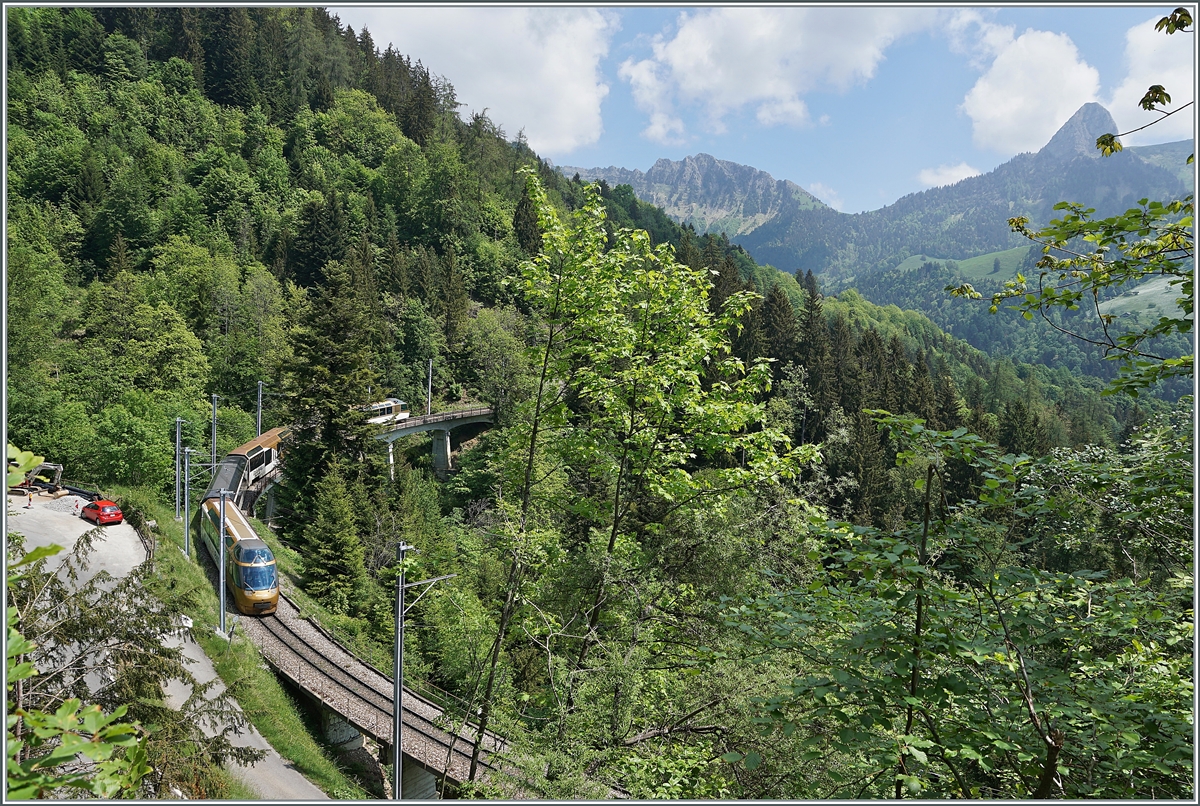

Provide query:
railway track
left=240, top=591, right=508, bottom=789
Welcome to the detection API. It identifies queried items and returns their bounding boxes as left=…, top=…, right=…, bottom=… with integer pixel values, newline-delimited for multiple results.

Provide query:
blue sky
left=333, top=5, right=1195, bottom=213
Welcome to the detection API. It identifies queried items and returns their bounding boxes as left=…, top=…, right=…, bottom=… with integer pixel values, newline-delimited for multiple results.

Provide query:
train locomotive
left=191, top=427, right=289, bottom=615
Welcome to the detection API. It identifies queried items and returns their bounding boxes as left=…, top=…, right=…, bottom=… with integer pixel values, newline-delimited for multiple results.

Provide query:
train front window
left=238, top=546, right=272, bottom=564
left=239, top=563, right=276, bottom=591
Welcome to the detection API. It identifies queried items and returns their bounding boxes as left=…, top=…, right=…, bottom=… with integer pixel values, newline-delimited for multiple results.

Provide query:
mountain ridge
left=563, top=103, right=1192, bottom=279
left=558, top=152, right=827, bottom=237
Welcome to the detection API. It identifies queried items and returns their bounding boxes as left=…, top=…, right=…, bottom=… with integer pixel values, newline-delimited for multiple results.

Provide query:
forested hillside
left=739, top=103, right=1191, bottom=278
left=569, top=106, right=1192, bottom=390
left=6, top=7, right=1193, bottom=800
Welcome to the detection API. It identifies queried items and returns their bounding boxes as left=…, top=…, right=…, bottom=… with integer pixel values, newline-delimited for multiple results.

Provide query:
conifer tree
left=440, top=248, right=470, bottom=348
left=382, top=224, right=410, bottom=298
left=203, top=8, right=256, bottom=108
left=319, top=190, right=348, bottom=274
left=827, top=312, right=859, bottom=415
left=162, top=7, right=205, bottom=90
left=411, top=245, right=438, bottom=309
left=676, top=225, right=702, bottom=269
left=290, top=195, right=326, bottom=287
left=998, top=399, right=1035, bottom=455
left=855, top=328, right=891, bottom=410
left=733, top=289, right=767, bottom=373
left=62, top=8, right=107, bottom=75
left=513, top=186, right=542, bottom=256
left=401, top=62, right=437, bottom=147
left=886, top=336, right=912, bottom=414
left=907, top=349, right=939, bottom=425
left=276, top=257, right=381, bottom=540
left=709, top=252, right=743, bottom=316
left=762, top=283, right=798, bottom=381
left=302, top=462, right=369, bottom=614
left=933, top=359, right=963, bottom=430
left=849, top=409, right=891, bottom=526
left=802, top=269, right=819, bottom=300
left=796, top=279, right=832, bottom=438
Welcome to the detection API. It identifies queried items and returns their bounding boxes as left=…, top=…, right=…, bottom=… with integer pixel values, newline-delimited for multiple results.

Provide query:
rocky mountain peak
left=1038, top=103, right=1119, bottom=163
left=559, top=153, right=827, bottom=237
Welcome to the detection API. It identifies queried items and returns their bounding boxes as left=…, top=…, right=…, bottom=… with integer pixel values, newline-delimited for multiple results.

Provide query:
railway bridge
left=373, top=407, right=495, bottom=478
left=241, top=592, right=513, bottom=798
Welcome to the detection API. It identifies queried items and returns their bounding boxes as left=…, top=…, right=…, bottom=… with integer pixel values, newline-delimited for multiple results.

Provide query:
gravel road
left=5, top=492, right=328, bottom=800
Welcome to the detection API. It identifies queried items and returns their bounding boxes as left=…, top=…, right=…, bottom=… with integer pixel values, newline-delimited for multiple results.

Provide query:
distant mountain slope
left=566, top=104, right=1192, bottom=281
left=558, top=152, right=827, bottom=237
left=1128, top=139, right=1195, bottom=184
left=742, top=103, right=1192, bottom=279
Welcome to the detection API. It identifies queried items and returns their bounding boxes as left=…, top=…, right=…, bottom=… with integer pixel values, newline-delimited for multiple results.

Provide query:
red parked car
left=81, top=499, right=123, bottom=525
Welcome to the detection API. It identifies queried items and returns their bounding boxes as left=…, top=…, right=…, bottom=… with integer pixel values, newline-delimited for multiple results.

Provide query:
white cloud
left=1106, top=15, right=1195, bottom=145
left=918, top=162, right=981, bottom=187
left=756, top=97, right=810, bottom=127
left=620, top=7, right=940, bottom=143
left=616, top=56, right=686, bottom=144
left=333, top=7, right=618, bottom=154
left=960, top=28, right=1100, bottom=154
left=945, top=9, right=1013, bottom=68
left=807, top=181, right=844, bottom=211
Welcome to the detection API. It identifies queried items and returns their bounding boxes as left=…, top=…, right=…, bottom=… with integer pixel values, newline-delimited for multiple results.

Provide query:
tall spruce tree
left=440, top=248, right=470, bottom=348
left=762, top=282, right=798, bottom=382
left=513, top=185, right=542, bottom=256
left=203, top=8, right=256, bottom=108
left=796, top=278, right=832, bottom=439
left=827, top=312, right=859, bottom=415
left=301, top=462, right=369, bottom=614
left=276, top=256, right=382, bottom=541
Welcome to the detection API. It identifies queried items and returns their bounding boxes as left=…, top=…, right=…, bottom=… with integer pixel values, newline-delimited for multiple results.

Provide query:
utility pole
left=391, top=542, right=454, bottom=800
left=217, top=489, right=230, bottom=636
left=426, top=358, right=432, bottom=416
left=393, top=541, right=412, bottom=800
left=183, top=449, right=195, bottom=559
left=257, top=381, right=264, bottom=437
left=174, top=417, right=187, bottom=520
left=211, top=394, right=220, bottom=468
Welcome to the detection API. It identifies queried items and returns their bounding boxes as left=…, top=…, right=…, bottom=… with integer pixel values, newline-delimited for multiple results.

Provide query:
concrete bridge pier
left=372, top=751, right=441, bottom=800
left=374, top=408, right=494, bottom=482
left=322, top=711, right=364, bottom=750
left=321, top=712, right=386, bottom=797
left=431, top=429, right=452, bottom=478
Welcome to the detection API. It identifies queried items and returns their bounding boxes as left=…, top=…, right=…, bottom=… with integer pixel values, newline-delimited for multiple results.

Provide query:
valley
left=5, top=6, right=1193, bottom=801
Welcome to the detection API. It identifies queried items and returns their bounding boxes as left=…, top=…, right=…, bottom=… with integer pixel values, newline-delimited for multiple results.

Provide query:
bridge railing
left=406, top=406, right=493, bottom=427
left=375, top=407, right=493, bottom=432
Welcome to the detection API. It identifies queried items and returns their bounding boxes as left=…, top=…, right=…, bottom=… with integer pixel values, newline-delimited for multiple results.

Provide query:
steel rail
left=248, top=594, right=506, bottom=786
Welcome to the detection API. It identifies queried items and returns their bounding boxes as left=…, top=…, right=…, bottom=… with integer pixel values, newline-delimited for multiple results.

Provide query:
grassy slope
left=1097, top=274, right=1187, bottom=317
left=891, top=246, right=1033, bottom=280
left=132, top=492, right=371, bottom=799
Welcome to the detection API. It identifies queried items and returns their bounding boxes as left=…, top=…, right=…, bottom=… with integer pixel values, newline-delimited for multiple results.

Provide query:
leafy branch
left=948, top=197, right=1194, bottom=395
left=1095, top=8, right=1194, bottom=159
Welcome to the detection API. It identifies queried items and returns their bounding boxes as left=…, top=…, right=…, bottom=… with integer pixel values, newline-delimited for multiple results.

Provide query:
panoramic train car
left=191, top=428, right=288, bottom=616
left=366, top=398, right=411, bottom=426
left=228, top=426, right=290, bottom=486
left=194, top=495, right=279, bottom=615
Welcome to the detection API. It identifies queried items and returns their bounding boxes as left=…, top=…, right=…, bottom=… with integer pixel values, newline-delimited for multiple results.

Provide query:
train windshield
left=239, top=563, right=276, bottom=591
left=238, top=546, right=273, bottom=564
